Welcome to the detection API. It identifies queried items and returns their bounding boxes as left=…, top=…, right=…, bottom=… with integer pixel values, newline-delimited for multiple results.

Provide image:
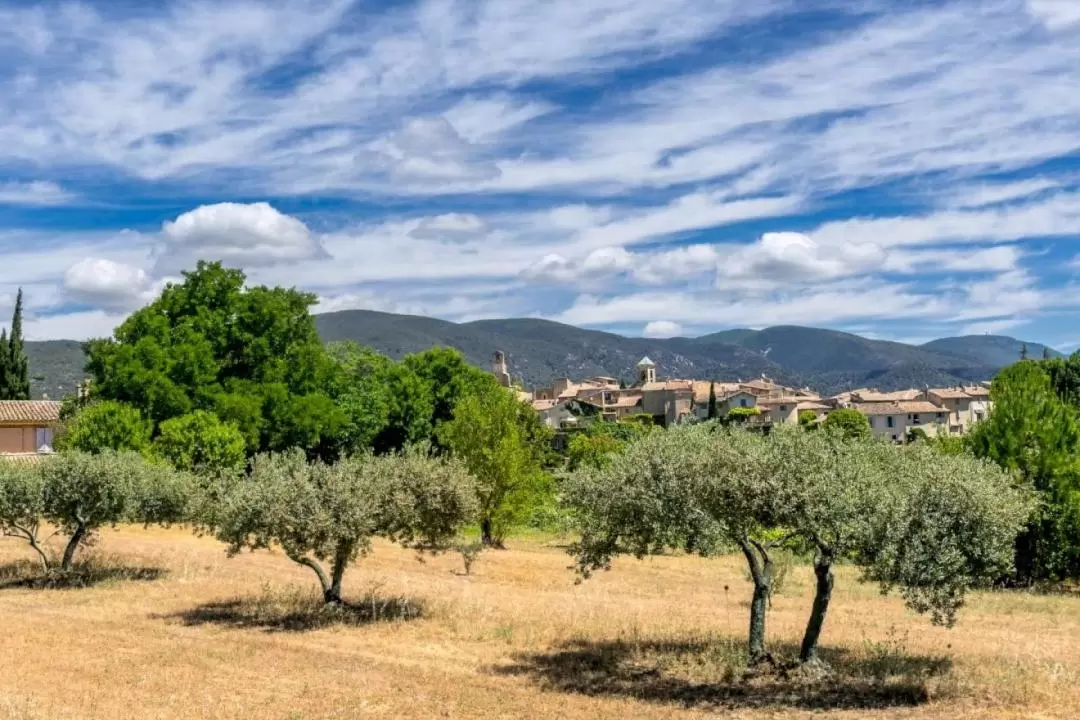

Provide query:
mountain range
left=23, top=310, right=1059, bottom=400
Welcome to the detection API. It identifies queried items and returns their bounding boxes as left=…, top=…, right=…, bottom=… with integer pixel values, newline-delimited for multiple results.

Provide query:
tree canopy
left=438, top=382, right=551, bottom=546
left=203, top=447, right=476, bottom=603
left=566, top=424, right=1033, bottom=666
left=153, top=411, right=247, bottom=474
left=822, top=408, right=871, bottom=439
left=84, top=262, right=346, bottom=458
left=57, top=400, right=154, bottom=455
left=968, top=361, right=1080, bottom=582
left=2, top=451, right=194, bottom=572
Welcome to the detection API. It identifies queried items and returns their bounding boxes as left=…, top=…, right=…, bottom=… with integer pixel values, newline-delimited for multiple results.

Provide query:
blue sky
left=3, top=0, right=1080, bottom=348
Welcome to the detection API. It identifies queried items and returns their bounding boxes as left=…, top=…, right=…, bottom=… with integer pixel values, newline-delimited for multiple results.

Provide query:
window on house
left=913, top=414, right=921, bottom=425
left=886, top=416, right=894, bottom=428
left=779, top=405, right=787, bottom=412
left=35, top=427, right=54, bottom=451
left=740, top=398, right=747, bottom=407
left=892, top=434, right=898, bottom=442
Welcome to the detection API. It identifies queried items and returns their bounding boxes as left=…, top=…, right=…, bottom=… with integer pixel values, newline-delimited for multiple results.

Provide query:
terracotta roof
left=532, top=399, right=560, bottom=411
left=853, top=401, right=947, bottom=416
left=964, top=385, right=991, bottom=397
left=796, top=401, right=831, bottom=411
left=926, top=388, right=969, bottom=399
left=853, top=389, right=923, bottom=402
left=0, top=401, right=62, bottom=424
left=756, top=396, right=806, bottom=406
left=581, top=394, right=643, bottom=409
left=641, top=381, right=693, bottom=392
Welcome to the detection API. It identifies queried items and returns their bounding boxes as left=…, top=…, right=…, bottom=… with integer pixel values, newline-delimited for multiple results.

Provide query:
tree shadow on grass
left=494, top=636, right=954, bottom=712
left=160, top=585, right=427, bottom=633
left=0, top=558, right=167, bottom=590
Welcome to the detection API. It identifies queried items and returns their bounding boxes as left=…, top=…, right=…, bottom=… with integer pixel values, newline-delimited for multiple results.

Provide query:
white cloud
left=156, top=202, right=328, bottom=273
left=719, top=232, right=884, bottom=286
left=882, top=245, right=1022, bottom=274
left=442, top=95, right=554, bottom=143
left=960, top=318, right=1025, bottom=336
left=809, top=192, right=1080, bottom=250
left=409, top=212, right=487, bottom=239
left=25, top=310, right=126, bottom=342
left=947, top=178, right=1060, bottom=209
left=370, top=116, right=500, bottom=184
left=1026, top=0, right=1080, bottom=30
left=642, top=320, right=683, bottom=338
left=63, top=258, right=157, bottom=311
left=0, top=181, right=76, bottom=206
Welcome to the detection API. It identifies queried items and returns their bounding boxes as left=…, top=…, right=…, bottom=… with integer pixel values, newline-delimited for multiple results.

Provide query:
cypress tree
left=0, top=327, right=9, bottom=400
left=5, top=289, right=29, bottom=400
left=707, top=381, right=719, bottom=419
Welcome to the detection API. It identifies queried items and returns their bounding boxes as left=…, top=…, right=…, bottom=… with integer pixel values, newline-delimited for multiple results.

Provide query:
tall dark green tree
left=0, top=328, right=8, bottom=399
left=0, top=289, right=30, bottom=400
left=707, top=381, right=718, bottom=420
left=84, top=262, right=346, bottom=458
left=968, top=361, right=1080, bottom=582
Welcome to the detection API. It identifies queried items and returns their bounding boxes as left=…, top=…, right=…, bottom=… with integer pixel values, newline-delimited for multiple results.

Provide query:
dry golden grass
left=2, top=526, right=1079, bottom=720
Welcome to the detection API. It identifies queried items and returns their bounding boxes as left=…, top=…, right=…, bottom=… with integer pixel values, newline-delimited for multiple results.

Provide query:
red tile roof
left=0, top=401, right=62, bottom=424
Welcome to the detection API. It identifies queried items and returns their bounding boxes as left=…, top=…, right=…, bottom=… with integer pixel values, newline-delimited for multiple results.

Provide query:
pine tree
left=4, top=289, right=29, bottom=400
left=0, top=327, right=9, bottom=400
left=1021, top=343, right=1029, bottom=361
left=707, top=381, right=719, bottom=419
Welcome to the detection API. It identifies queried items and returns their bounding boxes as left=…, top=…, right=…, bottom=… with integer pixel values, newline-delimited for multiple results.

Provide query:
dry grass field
left=1, top=526, right=1079, bottom=720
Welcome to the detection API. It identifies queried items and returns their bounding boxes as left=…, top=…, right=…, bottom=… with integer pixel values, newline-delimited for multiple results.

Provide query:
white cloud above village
left=1, top=0, right=1080, bottom=345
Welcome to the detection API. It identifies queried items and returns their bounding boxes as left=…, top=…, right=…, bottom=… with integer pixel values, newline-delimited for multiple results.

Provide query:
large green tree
left=968, top=361, right=1080, bottom=582
left=84, top=262, right=346, bottom=457
left=438, top=383, right=550, bottom=547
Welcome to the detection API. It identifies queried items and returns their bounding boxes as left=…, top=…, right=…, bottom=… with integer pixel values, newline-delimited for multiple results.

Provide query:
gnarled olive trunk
left=738, top=539, right=774, bottom=664
left=60, top=523, right=88, bottom=572
left=293, top=551, right=347, bottom=605
left=799, top=550, right=835, bottom=663
left=480, top=517, right=506, bottom=549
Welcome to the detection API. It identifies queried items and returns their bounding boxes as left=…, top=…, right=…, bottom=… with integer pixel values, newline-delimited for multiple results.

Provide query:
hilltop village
left=491, top=350, right=991, bottom=442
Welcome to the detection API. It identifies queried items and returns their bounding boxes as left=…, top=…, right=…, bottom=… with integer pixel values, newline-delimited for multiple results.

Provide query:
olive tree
left=861, top=442, right=1034, bottom=626
left=565, top=424, right=783, bottom=664
left=1, top=452, right=193, bottom=572
left=0, top=460, right=48, bottom=570
left=765, top=427, right=1034, bottom=665
left=206, top=447, right=476, bottom=604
